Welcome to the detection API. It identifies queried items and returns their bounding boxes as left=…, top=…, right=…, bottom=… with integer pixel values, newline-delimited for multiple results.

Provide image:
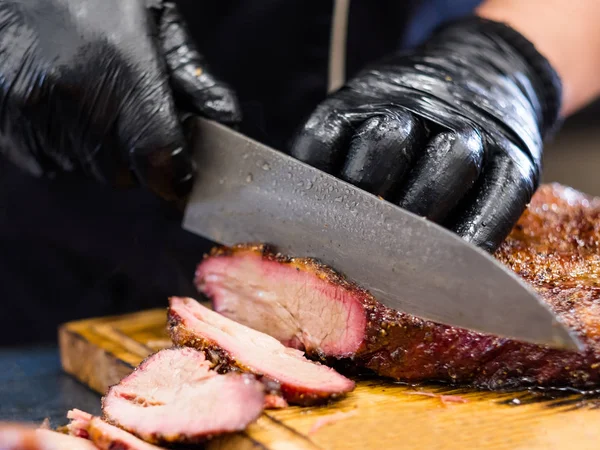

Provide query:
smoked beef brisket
left=102, top=347, right=265, bottom=445
left=68, top=409, right=166, bottom=450
left=196, top=184, right=600, bottom=389
left=87, top=418, right=164, bottom=450
left=168, top=297, right=355, bottom=405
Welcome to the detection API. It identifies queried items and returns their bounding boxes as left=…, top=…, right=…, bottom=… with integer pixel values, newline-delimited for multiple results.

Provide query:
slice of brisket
left=67, top=409, right=93, bottom=440
left=88, top=418, right=174, bottom=450
left=68, top=410, right=165, bottom=450
left=87, top=418, right=163, bottom=450
left=168, top=297, right=355, bottom=405
left=0, top=423, right=99, bottom=450
left=102, top=347, right=265, bottom=445
left=196, top=184, right=600, bottom=389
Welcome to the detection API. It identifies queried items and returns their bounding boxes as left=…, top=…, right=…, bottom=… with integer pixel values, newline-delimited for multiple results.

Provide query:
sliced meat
left=168, top=297, right=355, bottom=405
left=88, top=418, right=166, bottom=450
left=37, top=430, right=99, bottom=450
left=68, top=410, right=165, bottom=450
left=67, top=409, right=92, bottom=439
left=102, top=347, right=265, bottom=445
left=196, top=184, right=600, bottom=389
left=0, top=424, right=98, bottom=450
left=196, top=244, right=371, bottom=359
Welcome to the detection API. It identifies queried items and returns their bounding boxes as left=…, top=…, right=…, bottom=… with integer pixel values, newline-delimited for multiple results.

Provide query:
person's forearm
left=477, top=0, right=600, bottom=117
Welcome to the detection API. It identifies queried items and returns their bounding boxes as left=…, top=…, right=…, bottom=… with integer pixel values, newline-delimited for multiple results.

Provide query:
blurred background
left=543, top=102, right=600, bottom=196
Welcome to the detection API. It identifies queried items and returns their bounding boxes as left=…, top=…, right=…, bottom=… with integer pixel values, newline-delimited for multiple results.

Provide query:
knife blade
left=183, top=118, right=581, bottom=351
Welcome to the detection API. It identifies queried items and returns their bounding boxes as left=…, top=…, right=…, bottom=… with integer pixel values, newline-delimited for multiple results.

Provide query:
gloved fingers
left=340, top=108, right=426, bottom=198
left=396, top=128, right=484, bottom=223
left=289, top=98, right=406, bottom=174
left=158, top=2, right=241, bottom=124
left=289, top=99, right=356, bottom=173
left=446, top=144, right=537, bottom=253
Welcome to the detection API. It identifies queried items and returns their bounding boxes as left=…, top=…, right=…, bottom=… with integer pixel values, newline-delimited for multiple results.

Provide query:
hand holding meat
left=0, top=0, right=240, bottom=201
left=290, top=18, right=562, bottom=252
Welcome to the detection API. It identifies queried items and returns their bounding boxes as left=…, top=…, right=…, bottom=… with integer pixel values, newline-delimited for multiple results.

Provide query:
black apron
left=0, top=0, right=480, bottom=345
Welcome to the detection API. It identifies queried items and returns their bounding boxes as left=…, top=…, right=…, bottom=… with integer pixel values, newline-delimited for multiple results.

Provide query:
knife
left=183, top=117, right=581, bottom=351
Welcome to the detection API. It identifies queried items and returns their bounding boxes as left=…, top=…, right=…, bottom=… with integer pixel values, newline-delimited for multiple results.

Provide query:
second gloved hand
left=0, top=0, right=241, bottom=200
left=290, top=18, right=562, bottom=252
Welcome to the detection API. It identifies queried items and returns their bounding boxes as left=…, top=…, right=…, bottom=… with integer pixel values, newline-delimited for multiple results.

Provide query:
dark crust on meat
left=89, top=416, right=221, bottom=447
left=200, top=184, right=600, bottom=389
left=494, top=184, right=600, bottom=349
left=100, top=413, right=210, bottom=446
left=168, top=302, right=346, bottom=406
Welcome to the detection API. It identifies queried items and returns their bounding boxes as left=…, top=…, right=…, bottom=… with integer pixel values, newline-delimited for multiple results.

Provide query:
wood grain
left=59, top=309, right=600, bottom=449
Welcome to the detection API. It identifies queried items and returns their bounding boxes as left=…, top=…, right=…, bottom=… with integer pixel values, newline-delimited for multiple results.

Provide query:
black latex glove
left=0, top=0, right=240, bottom=201
left=291, top=18, right=562, bottom=252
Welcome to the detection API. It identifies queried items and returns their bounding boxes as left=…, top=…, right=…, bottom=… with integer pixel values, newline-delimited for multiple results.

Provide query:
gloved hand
left=290, top=18, right=562, bottom=252
left=0, top=0, right=240, bottom=200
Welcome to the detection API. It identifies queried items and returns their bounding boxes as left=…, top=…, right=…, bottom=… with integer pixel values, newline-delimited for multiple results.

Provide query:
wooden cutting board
left=59, top=308, right=600, bottom=450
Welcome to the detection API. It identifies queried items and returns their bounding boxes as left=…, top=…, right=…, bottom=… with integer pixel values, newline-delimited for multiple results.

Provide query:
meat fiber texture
left=102, top=347, right=265, bottom=445
left=88, top=418, right=165, bottom=450
left=67, top=409, right=165, bottom=450
left=168, top=296, right=355, bottom=405
left=0, top=423, right=98, bottom=450
left=196, top=184, right=600, bottom=390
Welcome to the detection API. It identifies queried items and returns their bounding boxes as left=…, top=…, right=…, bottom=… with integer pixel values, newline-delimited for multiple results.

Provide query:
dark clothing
left=176, top=0, right=480, bottom=149
left=0, top=0, right=480, bottom=345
